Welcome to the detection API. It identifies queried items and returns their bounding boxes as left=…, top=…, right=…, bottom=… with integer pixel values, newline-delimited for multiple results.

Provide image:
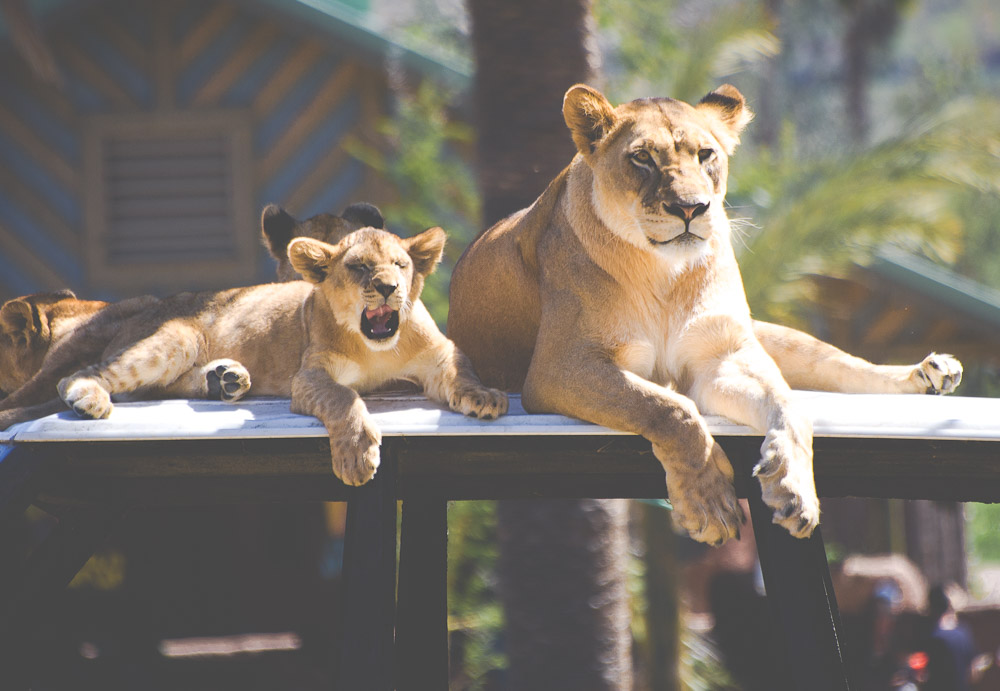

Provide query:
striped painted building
left=0, top=0, right=466, bottom=300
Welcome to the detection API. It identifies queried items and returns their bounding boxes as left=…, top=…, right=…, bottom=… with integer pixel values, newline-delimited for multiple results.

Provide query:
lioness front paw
left=755, top=426, right=820, bottom=539
left=655, top=440, right=743, bottom=546
left=329, top=416, right=382, bottom=486
left=204, top=360, right=252, bottom=402
left=58, top=377, right=113, bottom=420
left=914, top=353, right=962, bottom=395
left=449, top=385, right=509, bottom=420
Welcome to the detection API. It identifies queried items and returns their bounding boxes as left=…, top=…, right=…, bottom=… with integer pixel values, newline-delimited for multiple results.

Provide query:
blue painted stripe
left=222, top=35, right=295, bottom=108
left=0, top=196, right=82, bottom=284
left=61, top=66, right=107, bottom=112
left=0, top=78, right=79, bottom=163
left=176, top=14, right=254, bottom=106
left=258, top=94, right=361, bottom=204
left=253, top=57, right=340, bottom=154
left=0, top=130, right=80, bottom=227
left=0, top=250, right=42, bottom=296
left=74, top=28, right=153, bottom=108
left=299, top=157, right=364, bottom=218
left=173, top=0, right=214, bottom=43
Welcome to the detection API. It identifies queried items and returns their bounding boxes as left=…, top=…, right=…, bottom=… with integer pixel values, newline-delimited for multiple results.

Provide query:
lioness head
left=288, top=227, right=446, bottom=351
left=563, top=84, right=752, bottom=272
left=261, top=202, right=386, bottom=281
left=0, top=290, right=102, bottom=395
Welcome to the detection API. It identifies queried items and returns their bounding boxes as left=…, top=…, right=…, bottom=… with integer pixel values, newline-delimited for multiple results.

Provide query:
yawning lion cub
left=56, top=227, right=507, bottom=485
left=448, top=84, right=961, bottom=545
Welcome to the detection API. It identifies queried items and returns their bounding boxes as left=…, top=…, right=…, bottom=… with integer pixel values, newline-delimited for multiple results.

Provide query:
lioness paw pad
left=915, top=353, right=962, bottom=395
left=60, top=379, right=113, bottom=420
left=756, top=429, right=820, bottom=539
left=450, top=387, right=509, bottom=420
left=204, top=360, right=252, bottom=402
left=330, top=439, right=381, bottom=486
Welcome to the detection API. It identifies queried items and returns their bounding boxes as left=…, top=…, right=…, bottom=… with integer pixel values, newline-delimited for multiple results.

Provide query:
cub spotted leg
left=687, top=319, right=819, bottom=539
left=523, top=339, right=742, bottom=546
left=57, top=325, right=201, bottom=419
left=753, top=321, right=962, bottom=394
left=291, top=362, right=381, bottom=486
left=413, top=338, right=508, bottom=420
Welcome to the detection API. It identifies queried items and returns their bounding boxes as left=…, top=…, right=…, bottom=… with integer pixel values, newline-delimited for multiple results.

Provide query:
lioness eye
left=394, top=260, right=408, bottom=268
left=631, top=150, right=653, bottom=165
left=698, top=148, right=715, bottom=163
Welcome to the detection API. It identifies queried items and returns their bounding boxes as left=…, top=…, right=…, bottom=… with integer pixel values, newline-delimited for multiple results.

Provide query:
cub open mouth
left=360, top=305, right=400, bottom=340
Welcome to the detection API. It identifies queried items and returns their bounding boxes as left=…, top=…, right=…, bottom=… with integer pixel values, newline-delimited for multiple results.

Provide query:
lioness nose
left=664, top=201, right=709, bottom=221
left=374, top=280, right=397, bottom=298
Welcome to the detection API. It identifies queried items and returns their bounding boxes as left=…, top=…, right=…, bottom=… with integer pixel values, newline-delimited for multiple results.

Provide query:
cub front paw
left=914, top=353, right=962, bottom=395
left=449, top=385, right=509, bottom=420
left=204, top=360, right=252, bottom=402
left=58, top=378, right=113, bottom=420
left=655, top=440, right=743, bottom=546
left=755, top=427, right=820, bottom=539
left=329, top=417, right=382, bottom=486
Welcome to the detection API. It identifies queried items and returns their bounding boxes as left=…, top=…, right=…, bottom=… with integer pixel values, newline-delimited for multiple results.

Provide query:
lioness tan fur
left=0, top=202, right=389, bottom=431
left=53, top=226, right=506, bottom=484
left=447, top=84, right=961, bottom=544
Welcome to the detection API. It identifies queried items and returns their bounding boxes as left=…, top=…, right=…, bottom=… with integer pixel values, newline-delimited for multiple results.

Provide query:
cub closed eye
left=698, top=148, right=716, bottom=163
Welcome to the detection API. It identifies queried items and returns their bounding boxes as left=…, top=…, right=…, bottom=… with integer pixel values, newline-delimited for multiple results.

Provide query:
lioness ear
left=287, top=238, right=338, bottom=284
left=696, top=85, right=753, bottom=155
left=261, top=204, right=299, bottom=259
left=341, top=202, right=385, bottom=230
left=404, top=227, right=447, bottom=276
left=563, top=84, right=616, bottom=156
left=0, top=299, right=35, bottom=345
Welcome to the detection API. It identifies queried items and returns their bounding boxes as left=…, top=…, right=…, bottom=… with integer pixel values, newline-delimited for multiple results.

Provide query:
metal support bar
left=396, top=498, right=449, bottom=690
left=337, top=447, right=398, bottom=691
left=748, top=485, right=853, bottom=691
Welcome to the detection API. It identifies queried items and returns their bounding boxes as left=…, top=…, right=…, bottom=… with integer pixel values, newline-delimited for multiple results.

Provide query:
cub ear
left=696, top=85, right=753, bottom=154
left=403, top=227, right=447, bottom=277
left=287, top=238, right=338, bottom=284
left=261, top=204, right=299, bottom=259
left=341, top=202, right=385, bottom=230
left=563, top=84, right=616, bottom=156
left=0, top=298, right=35, bottom=345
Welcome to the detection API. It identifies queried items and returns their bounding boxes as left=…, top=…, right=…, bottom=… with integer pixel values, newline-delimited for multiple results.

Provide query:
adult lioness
left=0, top=202, right=388, bottom=431
left=55, top=227, right=507, bottom=484
left=448, top=84, right=961, bottom=544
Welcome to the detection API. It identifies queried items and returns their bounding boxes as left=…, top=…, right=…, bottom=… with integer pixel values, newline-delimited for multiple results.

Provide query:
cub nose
left=373, top=280, right=397, bottom=298
left=664, top=201, right=710, bottom=221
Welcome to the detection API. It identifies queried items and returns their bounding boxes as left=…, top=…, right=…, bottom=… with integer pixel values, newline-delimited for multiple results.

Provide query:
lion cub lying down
left=53, top=227, right=507, bottom=484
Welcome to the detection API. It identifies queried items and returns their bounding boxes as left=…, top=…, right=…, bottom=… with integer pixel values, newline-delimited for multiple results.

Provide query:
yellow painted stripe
left=58, top=42, right=135, bottom=110
left=0, top=222, right=74, bottom=291
left=251, top=40, right=325, bottom=117
left=177, top=3, right=238, bottom=68
left=0, top=102, right=78, bottom=193
left=191, top=22, right=281, bottom=108
left=283, top=145, right=353, bottom=213
left=256, top=63, right=358, bottom=186
left=0, top=165, right=81, bottom=253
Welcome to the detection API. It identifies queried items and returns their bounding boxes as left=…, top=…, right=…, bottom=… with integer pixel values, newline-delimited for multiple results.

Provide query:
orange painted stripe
left=251, top=40, right=325, bottom=117
left=283, top=144, right=353, bottom=213
left=177, top=3, right=238, bottom=68
left=192, top=21, right=281, bottom=108
left=0, top=165, right=80, bottom=253
left=58, top=42, right=135, bottom=110
left=0, top=222, right=73, bottom=291
left=0, top=102, right=78, bottom=193
left=256, top=63, right=358, bottom=185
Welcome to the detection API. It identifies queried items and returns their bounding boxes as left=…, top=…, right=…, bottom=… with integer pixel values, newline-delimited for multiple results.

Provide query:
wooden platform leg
left=396, top=498, right=449, bottom=690
left=337, top=447, right=398, bottom=691
left=748, top=487, right=853, bottom=691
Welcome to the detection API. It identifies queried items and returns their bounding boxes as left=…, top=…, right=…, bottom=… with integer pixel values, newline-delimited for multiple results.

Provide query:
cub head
left=563, top=83, right=752, bottom=271
left=261, top=202, right=386, bottom=281
left=0, top=289, right=93, bottom=396
left=288, top=226, right=446, bottom=351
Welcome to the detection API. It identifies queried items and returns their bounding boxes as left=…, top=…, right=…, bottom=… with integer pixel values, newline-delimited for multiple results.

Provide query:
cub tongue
left=364, top=305, right=394, bottom=335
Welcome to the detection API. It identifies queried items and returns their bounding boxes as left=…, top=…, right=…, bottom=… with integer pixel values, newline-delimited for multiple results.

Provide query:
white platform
left=2, top=391, right=999, bottom=443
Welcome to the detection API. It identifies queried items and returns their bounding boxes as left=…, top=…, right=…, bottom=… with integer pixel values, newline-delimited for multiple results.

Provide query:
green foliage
left=967, top=502, right=1000, bottom=564
left=345, top=82, right=480, bottom=326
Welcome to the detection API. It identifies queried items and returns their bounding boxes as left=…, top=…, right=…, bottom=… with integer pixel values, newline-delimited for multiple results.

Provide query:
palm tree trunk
left=468, top=1, right=633, bottom=688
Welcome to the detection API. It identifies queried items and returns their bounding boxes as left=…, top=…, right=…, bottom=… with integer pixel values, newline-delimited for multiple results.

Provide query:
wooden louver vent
left=103, top=135, right=236, bottom=265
